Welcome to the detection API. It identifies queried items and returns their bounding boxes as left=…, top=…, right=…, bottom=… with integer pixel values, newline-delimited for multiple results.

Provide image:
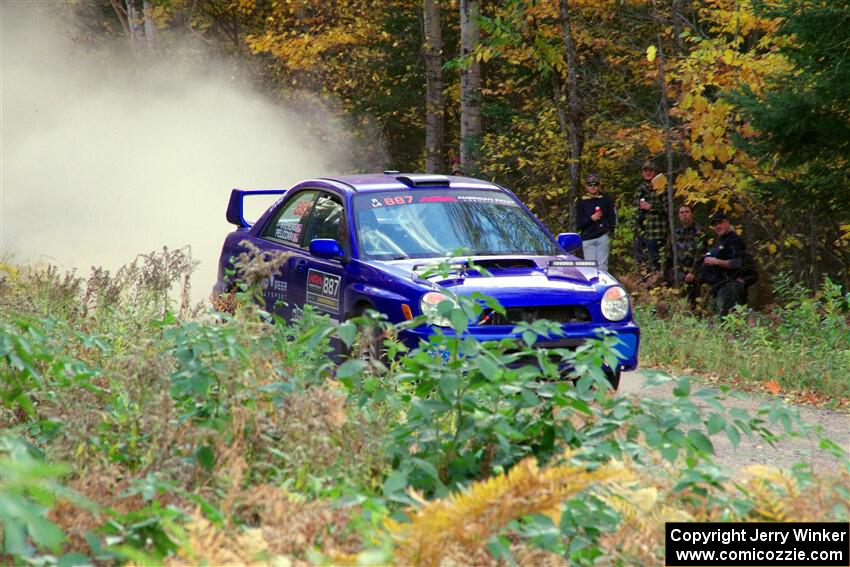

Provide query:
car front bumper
left=399, top=320, right=640, bottom=371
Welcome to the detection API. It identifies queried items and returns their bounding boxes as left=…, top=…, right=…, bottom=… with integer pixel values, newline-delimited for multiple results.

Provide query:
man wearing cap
left=700, top=212, right=748, bottom=316
left=576, top=173, right=617, bottom=271
left=633, top=160, right=667, bottom=276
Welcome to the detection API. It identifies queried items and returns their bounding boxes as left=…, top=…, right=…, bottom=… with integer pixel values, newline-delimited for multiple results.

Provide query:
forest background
left=58, top=0, right=850, bottom=291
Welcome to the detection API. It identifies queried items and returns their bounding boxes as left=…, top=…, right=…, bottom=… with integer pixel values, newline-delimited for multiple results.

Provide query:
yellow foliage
left=0, top=262, right=19, bottom=279
left=738, top=465, right=805, bottom=523
left=646, top=44, right=657, bottom=62
left=387, top=456, right=632, bottom=566
left=645, top=131, right=665, bottom=154
left=165, top=511, right=280, bottom=566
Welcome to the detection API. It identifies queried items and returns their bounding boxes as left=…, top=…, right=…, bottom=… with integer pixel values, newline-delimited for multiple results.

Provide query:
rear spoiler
left=226, top=188, right=286, bottom=228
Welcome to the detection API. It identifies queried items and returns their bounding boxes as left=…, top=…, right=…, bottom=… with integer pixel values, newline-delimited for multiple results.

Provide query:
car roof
left=309, top=173, right=504, bottom=194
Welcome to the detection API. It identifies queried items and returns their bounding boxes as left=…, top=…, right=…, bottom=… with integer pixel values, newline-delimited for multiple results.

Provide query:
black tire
left=349, top=304, right=386, bottom=369
left=604, top=368, right=621, bottom=391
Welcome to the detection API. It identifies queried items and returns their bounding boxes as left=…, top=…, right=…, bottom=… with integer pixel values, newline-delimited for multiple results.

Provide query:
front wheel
left=604, top=368, right=621, bottom=391
left=348, top=306, right=388, bottom=371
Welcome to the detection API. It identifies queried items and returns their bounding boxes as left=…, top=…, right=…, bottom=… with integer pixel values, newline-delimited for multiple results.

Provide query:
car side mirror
left=309, top=238, right=344, bottom=260
left=557, top=232, right=582, bottom=253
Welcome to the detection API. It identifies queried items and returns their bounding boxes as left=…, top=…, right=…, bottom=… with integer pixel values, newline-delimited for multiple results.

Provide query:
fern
left=387, top=456, right=632, bottom=565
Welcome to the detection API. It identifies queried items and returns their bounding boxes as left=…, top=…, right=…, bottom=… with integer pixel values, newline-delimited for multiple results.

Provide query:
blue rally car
left=213, top=173, right=639, bottom=385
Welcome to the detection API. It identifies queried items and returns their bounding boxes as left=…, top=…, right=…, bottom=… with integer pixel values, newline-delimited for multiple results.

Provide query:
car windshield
left=353, top=189, right=561, bottom=260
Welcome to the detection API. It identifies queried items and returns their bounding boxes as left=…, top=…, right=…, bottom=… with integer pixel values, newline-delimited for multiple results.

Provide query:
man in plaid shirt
left=633, top=161, right=667, bottom=274
left=671, top=204, right=706, bottom=307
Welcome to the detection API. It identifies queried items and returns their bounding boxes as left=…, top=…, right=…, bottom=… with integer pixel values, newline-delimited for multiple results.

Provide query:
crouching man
left=699, top=212, right=752, bottom=316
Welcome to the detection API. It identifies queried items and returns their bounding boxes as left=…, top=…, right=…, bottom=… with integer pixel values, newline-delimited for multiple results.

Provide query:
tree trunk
left=459, top=0, right=482, bottom=174
left=423, top=0, right=445, bottom=173
left=142, top=0, right=157, bottom=49
left=125, top=0, right=143, bottom=43
left=809, top=206, right=819, bottom=289
left=557, top=0, right=583, bottom=233
left=655, top=22, right=678, bottom=284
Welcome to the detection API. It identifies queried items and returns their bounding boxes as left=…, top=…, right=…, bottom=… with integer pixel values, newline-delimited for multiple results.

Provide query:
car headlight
left=601, top=286, right=630, bottom=321
left=420, top=291, right=454, bottom=327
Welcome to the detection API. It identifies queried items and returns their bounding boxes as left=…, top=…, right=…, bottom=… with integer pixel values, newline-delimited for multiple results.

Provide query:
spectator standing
left=576, top=173, right=617, bottom=271
left=699, top=212, right=749, bottom=316
left=633, top=160, right=667, bottom=276
left=670, top=204, right=707, bottom=307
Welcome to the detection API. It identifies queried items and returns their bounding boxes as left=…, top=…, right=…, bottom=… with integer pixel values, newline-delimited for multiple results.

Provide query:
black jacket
left=576, top=194, right=617, bottom=241
left=699, top=230, right=746, bottom=288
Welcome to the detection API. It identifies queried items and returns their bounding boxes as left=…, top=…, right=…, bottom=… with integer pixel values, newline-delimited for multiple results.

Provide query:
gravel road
left=618, top=370, right=849, bottom=475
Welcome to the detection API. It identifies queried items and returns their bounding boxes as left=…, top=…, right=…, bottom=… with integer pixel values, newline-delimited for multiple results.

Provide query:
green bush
left=1, top=255, right=845, bottom=566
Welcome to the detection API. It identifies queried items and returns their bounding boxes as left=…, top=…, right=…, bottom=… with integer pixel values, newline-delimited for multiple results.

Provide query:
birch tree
left=423, top=0, right=445, bottom=173
left=459, top=0, right=482, bottom=174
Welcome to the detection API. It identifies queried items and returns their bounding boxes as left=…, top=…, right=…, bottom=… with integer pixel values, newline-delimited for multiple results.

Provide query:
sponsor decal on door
left=306, top=269, right=341, bottom=314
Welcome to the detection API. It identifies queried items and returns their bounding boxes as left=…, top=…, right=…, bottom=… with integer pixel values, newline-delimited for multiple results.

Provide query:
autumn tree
left=556, top=0, right=583, bottom=232
left=728, top=0, right=850, bottom=287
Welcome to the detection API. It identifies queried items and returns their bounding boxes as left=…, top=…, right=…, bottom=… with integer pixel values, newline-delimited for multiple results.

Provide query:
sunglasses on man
left=586, top=181, right=599, bottom=186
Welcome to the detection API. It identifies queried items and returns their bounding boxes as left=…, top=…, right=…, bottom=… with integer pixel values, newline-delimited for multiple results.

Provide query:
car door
left=257, top=189, right=319, bottom=319
left=295, top=191, right=349, bottom=324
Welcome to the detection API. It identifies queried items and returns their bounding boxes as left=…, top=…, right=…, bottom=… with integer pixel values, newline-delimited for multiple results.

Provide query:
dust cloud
left=1, top=3, right=351, bottom=303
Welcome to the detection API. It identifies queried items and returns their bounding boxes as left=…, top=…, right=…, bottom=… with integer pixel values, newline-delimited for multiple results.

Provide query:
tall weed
left=638, top=276, right=850, bottom=398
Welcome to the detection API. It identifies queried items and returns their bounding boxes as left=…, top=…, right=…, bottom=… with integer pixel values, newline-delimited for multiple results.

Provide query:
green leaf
left=673, top=377, right=691, bottom=397
left=195, top=446, right=215, bottom=471
left=58, top=553, right=93, bottom=567
left=725, top=423, right=741, bottom=448
left=729, top=407, right=751, bottom=422
left=779, top=412, right=792, bottom=433
left=437, top=300, right=454, bottom=316
left=564, top=396, right=593, bottom=416
left=665, top=429, right=686, bottom=447
left=1, top=516, right=30, bottom=557
left=438, top=375, right=460, bottom=401
left=487, top=535, right=514, bottom=564
left=706, top=413, right=726, bottom=435
left=520, top=388, right=539, bottom=407
left=459, top=338, right=480, bottom=357
left=450, top=308, right=468, bottom=334
left=660, top=445, right=679, bottom=463
left=687, top=430, right=714, bottom=455
left=494, top=421, right=524, bottom=441
left=383, top=470, right=408, bottom=496
left=336, top=359, right=365, bottom=379
left=477, top=355, right=499, bottom=380
left=411, top=458, right=440, bottom=482
left=338, top=321, right=357, bottom=348
left=27, top=515, right=65, bottom=553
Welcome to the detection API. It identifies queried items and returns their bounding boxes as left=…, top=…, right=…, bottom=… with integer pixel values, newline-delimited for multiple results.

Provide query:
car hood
left=371, top=255, right=616, bottom=305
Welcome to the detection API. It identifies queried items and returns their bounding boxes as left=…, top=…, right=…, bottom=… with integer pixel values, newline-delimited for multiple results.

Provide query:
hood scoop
left=547, top=259, right=597, bottom=269
left=545, top=259, right=600, bottom=283
left=412, top=257, right=538, bottom=277
left=475, top=258, right=537, bottom=270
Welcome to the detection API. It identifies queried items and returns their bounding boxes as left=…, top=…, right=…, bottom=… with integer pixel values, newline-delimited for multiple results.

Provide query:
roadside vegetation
left=2, top=251, right=848, bottom=565
left=635, top=276, right=850, bottom=403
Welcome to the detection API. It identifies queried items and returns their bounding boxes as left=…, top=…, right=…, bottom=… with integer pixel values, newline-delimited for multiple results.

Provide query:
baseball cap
left=586, top=173, right=600, bottom=183
left=642, top=160, right=656, bottom=171
left=708, top=212, right=729, bottom=225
